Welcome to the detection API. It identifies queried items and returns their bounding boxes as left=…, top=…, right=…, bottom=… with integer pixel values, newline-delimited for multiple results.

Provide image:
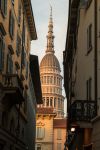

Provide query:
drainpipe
left=94, top=0, right=97, bottom=115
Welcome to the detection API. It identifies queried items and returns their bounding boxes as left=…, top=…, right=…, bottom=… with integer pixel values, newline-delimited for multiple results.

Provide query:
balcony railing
left=69, top=100, right=97, bottom=122
left=1, top=74, right=24, bottom=105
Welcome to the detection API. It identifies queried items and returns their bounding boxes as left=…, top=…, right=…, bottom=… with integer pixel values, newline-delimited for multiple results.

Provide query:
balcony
left=69, top=100, right=97, bottom=122
left=1, top=74, right=24, bottom=105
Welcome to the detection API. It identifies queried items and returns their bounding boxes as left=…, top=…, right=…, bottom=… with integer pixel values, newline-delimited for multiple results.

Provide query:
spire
left=46, top=6, right=55, bottom=54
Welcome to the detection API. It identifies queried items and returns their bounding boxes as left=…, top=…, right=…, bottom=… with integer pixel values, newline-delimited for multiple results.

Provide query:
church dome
left=40, top=53, right=60, bottom=71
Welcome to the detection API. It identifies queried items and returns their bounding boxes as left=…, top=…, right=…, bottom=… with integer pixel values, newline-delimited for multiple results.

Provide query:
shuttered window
left=18, top=2, right=21, bottom=24
left=0, top=0, right=7, bottom=17
left=0, top=36, right=5, bottom=71
left=7, top=53, right=13, bottom=74
left=26, top=61, right=28, bottom=79
left=16, top=33, right=21, bottom=56
left=9, top=10, right=15, bottom=39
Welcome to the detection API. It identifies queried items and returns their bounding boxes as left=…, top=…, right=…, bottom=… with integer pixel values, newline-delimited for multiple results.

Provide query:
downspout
left=94, top=0, right=97, bottom=115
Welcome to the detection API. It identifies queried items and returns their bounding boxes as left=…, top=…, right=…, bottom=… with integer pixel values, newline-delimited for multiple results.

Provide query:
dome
left=40, top=53, right=60, bottom=71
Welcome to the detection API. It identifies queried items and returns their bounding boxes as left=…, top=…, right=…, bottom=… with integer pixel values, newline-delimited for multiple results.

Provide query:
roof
left=53, top=118, right=67, bottom=128
left=30, top=55, right=43, bottom=104
left=37, top=107, right=56, bottom=116
left=40, top=53, right=60, bottom=71
left=24, top=0, right=37, bottom=40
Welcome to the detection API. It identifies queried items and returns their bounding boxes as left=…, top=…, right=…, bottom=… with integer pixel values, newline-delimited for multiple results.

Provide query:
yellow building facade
left=0, top=0, right=42, bottom=150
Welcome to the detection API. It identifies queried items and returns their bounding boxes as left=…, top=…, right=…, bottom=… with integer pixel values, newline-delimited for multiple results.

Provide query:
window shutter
left=0, top=38, right=2, bottom=71
left=9, top=11, right=12, bottom=37
left=2, top=40, right=5, bottom=70
left=9, top=10, right=14, bottom=39
left=10, top=57, right=13, bottom=74
left=6, top=54, right=9, bottom=73
left=1, top=0, right=4, bottom=13
left=5, top=0, right=7, bottom=15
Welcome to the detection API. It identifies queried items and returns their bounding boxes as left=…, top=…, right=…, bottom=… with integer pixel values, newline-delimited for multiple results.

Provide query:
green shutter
left=5, top=0, right=7, bottom=15
left=2, top=40, right=5, bottom=70
left=0, top=39, right=2, bottom=71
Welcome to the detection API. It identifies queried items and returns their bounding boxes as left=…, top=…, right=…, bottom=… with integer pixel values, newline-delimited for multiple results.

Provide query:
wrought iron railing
left=1, top=74, right=24, bottom=104
left=2, top=74, right=23, bottom=94
left=69, top=100, right=97, bottom=122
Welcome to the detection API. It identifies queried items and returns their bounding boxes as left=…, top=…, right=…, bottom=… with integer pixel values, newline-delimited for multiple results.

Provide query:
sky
left=31, top=0, right=69, bottom=115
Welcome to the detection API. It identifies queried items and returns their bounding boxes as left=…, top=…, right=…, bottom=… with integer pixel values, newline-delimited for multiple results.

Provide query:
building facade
left=0, top=0, right=42, bottom=150
left=63, top=0, right=100, bottom=150
left=36, top=8, right=66, bottom=150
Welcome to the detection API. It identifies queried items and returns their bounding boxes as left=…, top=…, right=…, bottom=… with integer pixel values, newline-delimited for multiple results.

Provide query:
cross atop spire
left=46, top=6, right=55, bottom=54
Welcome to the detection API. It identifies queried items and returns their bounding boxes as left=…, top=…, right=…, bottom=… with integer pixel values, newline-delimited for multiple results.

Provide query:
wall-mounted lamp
left=71, top=127, right=75, bottom=132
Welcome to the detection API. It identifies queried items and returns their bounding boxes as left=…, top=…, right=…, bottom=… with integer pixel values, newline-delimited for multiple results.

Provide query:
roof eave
left=24, top=0, right=37, bottom=40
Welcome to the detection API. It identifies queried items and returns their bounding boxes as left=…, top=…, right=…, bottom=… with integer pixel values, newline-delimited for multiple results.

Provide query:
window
left=9, top=10, right=15, bottom=39
left=47, top=76, right=49, bottom=84
left=0, top=36, right=5, bottom=72
left=22, top=21, right=25, bottom=44
left=7, top=52, right=13, bottom=74
left=86, top=78, right=92, bottom=100
left=57, top=143, right=62, bottom=150
left=54, top=98, right=56, bottom=107
left=26, top=61, right=28, bottom=79
left=21, top=48, right=26, bottom=68
left=42, top=97, right=45, bottom=106
left=87, top=24, right=92, bottom=53
left=44, top=76, right=46, bottom=84
left=50, top=97, right=53, bottom=107
left=58, top=98, right=60, bottom=108
left=54, top=76, right=56, bottom=84
left=16, top=33, right=21, bottom=56
left=37, top=145, right=41, bottom=150
left=46, top=97, right=49, bottom=106
left=36, top=127, right=45, bottom=139
left=0, top=0, right=7, bottom=17
left=57, top=129, right=62, bottom=139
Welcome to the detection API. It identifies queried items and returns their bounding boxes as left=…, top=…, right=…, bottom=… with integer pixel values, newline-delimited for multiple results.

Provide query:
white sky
left=31, top=0, right=69, bottom=115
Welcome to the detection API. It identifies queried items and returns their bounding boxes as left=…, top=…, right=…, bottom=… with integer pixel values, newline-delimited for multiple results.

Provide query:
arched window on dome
left=54, top=98, right=56, bottom=107
left=58, top=98, right=60, bottom=109
left=46, top=97, right=49, bottom=106
left=50, top=97, right=53, bottom=107
left=47, top=76, right=49, bottom=84
left=50, top=76, right=53, bottom=84
left=50, top=87, right=52, bottom=93
left=42, top=97, right=45, bottom=106
left=54, top=76, right=56, bottom=84
left=44, top=76, right=46, bottom=84
left=47, top=87, right=48, bottom=93
left=57, top=77, right=59, bottom=85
